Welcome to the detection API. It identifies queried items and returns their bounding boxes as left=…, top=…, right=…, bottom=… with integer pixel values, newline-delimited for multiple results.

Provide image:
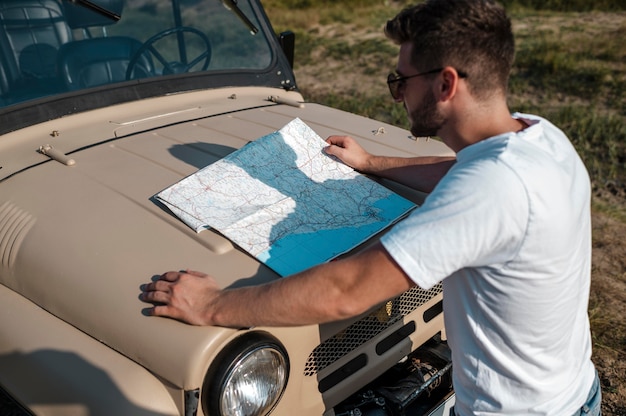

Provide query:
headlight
left=203, top=333, right=289, bottom=416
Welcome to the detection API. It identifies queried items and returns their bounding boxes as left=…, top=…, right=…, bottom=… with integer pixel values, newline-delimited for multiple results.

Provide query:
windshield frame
left=0, top=0, right=297, bottom=135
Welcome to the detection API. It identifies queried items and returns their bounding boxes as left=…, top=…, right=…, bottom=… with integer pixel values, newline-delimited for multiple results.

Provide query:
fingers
left=140, top=280, right=185, bottom=321
left=323, top=144, right=342, bottom=160
left=142, top=270, right=207, bottom=298
left=159, top=271, right=180, bottom=282
left=326, top=135, right=352, bottom=146
left=324, top=135, right=370, bottom=171
left=140, top=270, right=219, bottom=325
left=156, top=269, right=207, bottom=282
left=149, top=304, right=181, bottom=319
left=325, top=135, right=358, bottom=154
left=141, top=272, right=180, bottom=303
left=184, top=269, right=208, bottom=278
left=141, top=281, right=171, bottom=302
left=160, top=270, right=187, bottom=281
left=324, top=135, right=353, bottom=159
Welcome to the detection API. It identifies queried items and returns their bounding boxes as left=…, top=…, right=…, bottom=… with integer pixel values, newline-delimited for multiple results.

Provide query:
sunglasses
left=387, top=68, right=467, bottom=100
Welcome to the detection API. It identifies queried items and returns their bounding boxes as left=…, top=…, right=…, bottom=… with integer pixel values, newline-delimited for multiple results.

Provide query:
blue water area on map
left=257, top=197, right=415, bottom=276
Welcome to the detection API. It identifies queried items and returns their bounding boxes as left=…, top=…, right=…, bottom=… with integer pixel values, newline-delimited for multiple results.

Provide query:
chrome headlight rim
left=202, top=332, right=289, bottom=416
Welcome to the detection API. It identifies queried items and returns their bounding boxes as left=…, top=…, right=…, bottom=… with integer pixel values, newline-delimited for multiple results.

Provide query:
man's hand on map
left=326, top=133, right=456, bottom=193
left=141, top=270, right=219, bottom=325
left=324, top=135, right=373, bottom=172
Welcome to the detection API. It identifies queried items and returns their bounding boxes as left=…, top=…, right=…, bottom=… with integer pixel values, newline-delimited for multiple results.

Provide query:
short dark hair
left=385, top=0, right=515, bottom=98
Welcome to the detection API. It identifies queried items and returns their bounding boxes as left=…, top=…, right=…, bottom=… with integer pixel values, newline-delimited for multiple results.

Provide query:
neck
left=439, top=100, right=523, bottom=153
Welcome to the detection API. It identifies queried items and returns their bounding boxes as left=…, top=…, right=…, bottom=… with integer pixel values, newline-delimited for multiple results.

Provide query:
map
left=156, top=118, right=415, bottom=276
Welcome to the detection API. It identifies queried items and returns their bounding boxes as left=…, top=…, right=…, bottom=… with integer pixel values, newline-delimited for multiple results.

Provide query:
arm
left=325, top=135, right=455, bottom=193
left=140, top=242, right=414, bottom=327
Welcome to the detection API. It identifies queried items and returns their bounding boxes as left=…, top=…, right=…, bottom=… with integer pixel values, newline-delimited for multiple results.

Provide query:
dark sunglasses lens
left=389, top=84, right=398, bottom=99
left=387, top=74, right=400, bottom=99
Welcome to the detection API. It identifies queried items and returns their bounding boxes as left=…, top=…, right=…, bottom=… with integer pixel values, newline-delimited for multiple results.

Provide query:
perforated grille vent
left=303, top=283, right=443, bottom=376
left=0, top=201, right=36, bottom=268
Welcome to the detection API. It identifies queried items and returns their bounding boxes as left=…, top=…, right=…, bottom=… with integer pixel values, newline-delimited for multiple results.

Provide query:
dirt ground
left=588, top=191, right=626, bottom=415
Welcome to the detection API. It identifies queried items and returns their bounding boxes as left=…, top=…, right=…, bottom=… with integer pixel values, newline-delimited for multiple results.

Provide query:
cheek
left=402, top=92, right=417, bottom=112
left=403, top=94, right=420, bottom=115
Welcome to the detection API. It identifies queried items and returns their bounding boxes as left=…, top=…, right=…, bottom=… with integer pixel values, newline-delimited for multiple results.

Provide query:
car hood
left=0, top=86, right=452, bottom=389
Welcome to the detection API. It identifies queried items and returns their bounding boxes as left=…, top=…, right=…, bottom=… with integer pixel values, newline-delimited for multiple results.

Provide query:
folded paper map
left=156, top=118, right=415, bottom=276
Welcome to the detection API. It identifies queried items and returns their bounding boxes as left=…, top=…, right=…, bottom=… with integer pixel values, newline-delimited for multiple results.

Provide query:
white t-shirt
left=381, top=114, right=595, bottom=415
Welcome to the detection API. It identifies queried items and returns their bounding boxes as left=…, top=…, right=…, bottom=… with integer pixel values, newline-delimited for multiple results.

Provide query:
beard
left=408, top=88, right=446, bottom=138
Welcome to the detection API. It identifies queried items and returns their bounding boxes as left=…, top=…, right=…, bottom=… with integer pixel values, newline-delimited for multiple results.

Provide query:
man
left=141, top=0, right=601, bottom=414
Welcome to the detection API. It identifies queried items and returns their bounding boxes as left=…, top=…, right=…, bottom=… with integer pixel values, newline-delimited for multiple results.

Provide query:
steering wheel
left=126, top=26, right=211, bottom=79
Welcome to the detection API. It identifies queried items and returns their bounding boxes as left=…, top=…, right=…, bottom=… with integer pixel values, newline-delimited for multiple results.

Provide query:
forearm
left=208, top=263, right=366, bottom=328
left=325, top=136, right=455, bottom=193
left=207, top=243, right=414, bottom=328
left=364, top=155, right=456, bottom=193
left=143, top=243, right=415, bottom=327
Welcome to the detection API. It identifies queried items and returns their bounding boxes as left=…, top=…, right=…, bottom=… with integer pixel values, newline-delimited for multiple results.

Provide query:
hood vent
left=0, top=201, right=36, bottom=268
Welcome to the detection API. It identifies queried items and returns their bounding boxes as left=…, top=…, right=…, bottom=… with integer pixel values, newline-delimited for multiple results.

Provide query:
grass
left=264, top=0, right=626, bottom=206
left=500, top=0, right=626, bottom=12
left=508, top=10, right=626, bottom=197
left=510, top=16, right=626, bottom=106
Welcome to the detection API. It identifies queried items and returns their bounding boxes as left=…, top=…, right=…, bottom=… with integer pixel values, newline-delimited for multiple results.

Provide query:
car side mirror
left=278, top=31, right=295, bottom=68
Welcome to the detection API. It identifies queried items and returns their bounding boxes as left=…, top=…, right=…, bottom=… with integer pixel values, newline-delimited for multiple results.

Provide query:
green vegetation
left=500, top=0, right=626, bottom=12
left=264, top=0, right=626, bottom=207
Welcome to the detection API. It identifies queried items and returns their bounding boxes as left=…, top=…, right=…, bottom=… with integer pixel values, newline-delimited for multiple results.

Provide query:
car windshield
left=0, top=0, right=282, bottom=116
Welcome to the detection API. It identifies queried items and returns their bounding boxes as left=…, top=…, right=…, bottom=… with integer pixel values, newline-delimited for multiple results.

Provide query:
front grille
left=303, top=283, right=443, bottom=376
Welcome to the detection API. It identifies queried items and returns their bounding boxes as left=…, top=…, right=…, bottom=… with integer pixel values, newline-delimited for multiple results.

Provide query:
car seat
left=57, top=35, right=153, bottom=90
left=57, top=0, right=153, bottom=90
left=0, top=0, right=72, bottom=102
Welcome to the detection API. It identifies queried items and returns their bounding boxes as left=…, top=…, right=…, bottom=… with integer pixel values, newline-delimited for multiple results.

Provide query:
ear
left=436, top=66, right=462, bottom=102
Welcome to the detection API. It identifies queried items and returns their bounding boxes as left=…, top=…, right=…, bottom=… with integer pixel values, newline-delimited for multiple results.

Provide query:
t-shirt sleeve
left=381, top=157, right=529, bottom=290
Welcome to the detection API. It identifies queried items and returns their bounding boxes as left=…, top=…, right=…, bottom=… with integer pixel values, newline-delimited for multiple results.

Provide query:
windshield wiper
left=221, top=0, right=258, bottom=35
left=67, top=0, right=120, bottom=21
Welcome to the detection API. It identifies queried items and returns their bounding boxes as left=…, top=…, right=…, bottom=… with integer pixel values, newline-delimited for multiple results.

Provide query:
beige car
left=0, top=0, right=455, bottom=415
